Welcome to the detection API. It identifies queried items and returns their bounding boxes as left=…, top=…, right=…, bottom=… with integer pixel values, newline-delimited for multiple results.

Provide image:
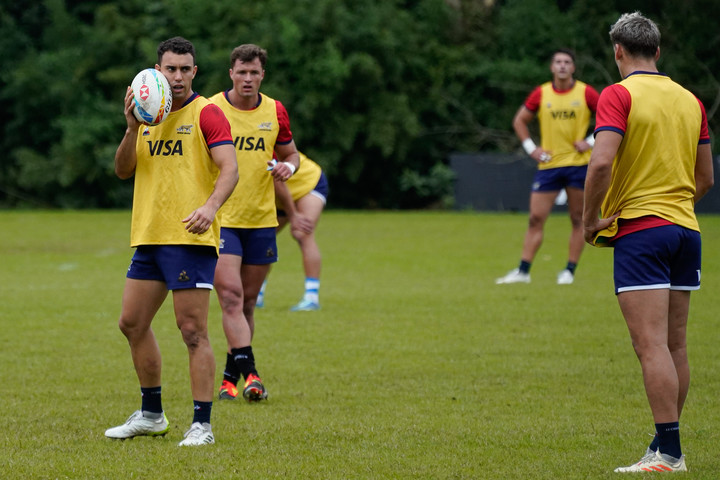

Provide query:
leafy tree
left=0, top=0, right=718, bottom=209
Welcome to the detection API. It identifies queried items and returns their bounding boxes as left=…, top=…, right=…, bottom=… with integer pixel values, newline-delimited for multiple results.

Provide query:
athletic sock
left=648, top=433, right=659, bottom=452
left=223, top=352, right=240, bottom=385
left=192, top=400, right=212, bottom=425
left=519, top=260, right=531, bottom=274
left=257, top=279, right=267, bottom=304
left=656, top=422, right=682, bottom=460
left=304, top=277, right=320, bottom=303
left=140, top=386, right=163, bottom=414
left=231, top=346, right=259, bottom=380
left=565, top=262, right=577, bottom=275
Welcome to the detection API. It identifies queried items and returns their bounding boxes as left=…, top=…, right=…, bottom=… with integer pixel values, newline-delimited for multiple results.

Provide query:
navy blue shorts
left=219, top=227, right=278, bottom=265
left=613, top=225, right=701, bottom=294
left=312, top=172, right=330, bottom=201
left=127, top=245, right=218, bottom=290
left=278, top=172, right=330, bottom=217
left=532, top=165, right=588, bottom=192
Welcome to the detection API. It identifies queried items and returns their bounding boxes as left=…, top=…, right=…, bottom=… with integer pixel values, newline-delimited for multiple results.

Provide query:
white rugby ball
left=131, top=68, right=172, bottom=125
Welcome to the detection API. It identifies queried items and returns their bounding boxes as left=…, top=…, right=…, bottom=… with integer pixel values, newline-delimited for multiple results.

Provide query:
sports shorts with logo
left=127, top=245, right=218, bottom=290
left=613, top=224, right=701, bottom=294
left=219, top=227, right=278, bottom=265
left=532, top=165, right=588, bottom=192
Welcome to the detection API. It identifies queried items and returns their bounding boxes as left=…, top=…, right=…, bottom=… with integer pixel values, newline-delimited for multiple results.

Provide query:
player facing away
left=583, top=12, right=713, bottom=473
left=496, top=48, right=599, bottom=285
left=257, top=151, right=329, bottom=311
left=209, top=44, right=300, bottom=401
left=105, top=37, right=238, bottom=446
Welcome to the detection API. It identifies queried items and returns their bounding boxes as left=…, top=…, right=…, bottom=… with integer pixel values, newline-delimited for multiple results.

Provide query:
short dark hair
left=230, top=44, right=267, bottom=69
left=609, top=12, right=661, bottom=58
left=552, top=48, right=576, bottom=64
left=157, top=37, right=196, bottom=65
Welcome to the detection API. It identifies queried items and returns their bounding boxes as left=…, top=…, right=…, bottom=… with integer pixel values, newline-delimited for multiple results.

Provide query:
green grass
left=1, top=210, right=720, bottom=479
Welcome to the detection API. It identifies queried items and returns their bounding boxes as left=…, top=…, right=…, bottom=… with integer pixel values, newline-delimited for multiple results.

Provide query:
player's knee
left=290, top=228, right=310, bottom=243
left=118, top=315, right=146, bottom=339
left=242, top=291, right=263, bottom=318
left=528, top=214, right=546, bottom=229
left=630, top=338, right=663, bottom=361
left=178, top=322, right=208, bottom=350
left=667, top=339, right=687, bottom=356
left=568, top=209, right=583, bottom=227
left=216, top=283, right=243, bottom=312
left=243, top=296, right=258, bottom=314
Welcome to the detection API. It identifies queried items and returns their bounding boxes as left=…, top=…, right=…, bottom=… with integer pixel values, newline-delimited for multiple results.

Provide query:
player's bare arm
left=582, top=130, right=622, bottom=243
left=274, top=179, right=296, bottom=218
left=114, top=87, right=141, bottom=179
left=275, top=179, right=313, bottom=235
left=183, top=143, right=238, bottom=234
left=270, top=140, right=300, bottom=181
left=573, top=138, right=593, bottom=153
left=694, top=143, right=714, bottom=203
left=513, top=106, right=551, bottom=163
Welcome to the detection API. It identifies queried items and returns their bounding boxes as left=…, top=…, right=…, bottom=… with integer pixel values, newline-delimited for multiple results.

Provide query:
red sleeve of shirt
left=523, top=86, right=542, bottom=112
left=199, top=103, right=234, bottom=148
left=275, top=100, right=293, bottom=145
left=585, top=85, right=600, bottom=113
left=594, top=84, right=631, bottom=137
left=697, top=97, right=711, bottom=143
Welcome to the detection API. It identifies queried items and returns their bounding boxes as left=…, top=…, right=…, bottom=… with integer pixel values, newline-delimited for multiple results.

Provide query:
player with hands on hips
left=583, top=12, right=713, bottom=473
left=496, top=48, right=599, bottom=286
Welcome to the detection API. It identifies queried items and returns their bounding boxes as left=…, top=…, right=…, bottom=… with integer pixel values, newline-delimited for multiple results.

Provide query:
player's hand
left=290, top=213, right=314, bottom=236
left=574, top=140, right=592, bottom=153
left=531, top=148, right=551, bottom=163
left=583, top=213, right=620, bottom=244
left=123, top=87, right=142, bottom=129
left=267, top=160, right=295, bottom=181
left=182, top=205, right=216, bottom=235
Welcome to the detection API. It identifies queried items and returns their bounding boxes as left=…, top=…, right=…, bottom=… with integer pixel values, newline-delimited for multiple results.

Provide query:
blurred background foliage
left=1, top=0, right=718, bottom=209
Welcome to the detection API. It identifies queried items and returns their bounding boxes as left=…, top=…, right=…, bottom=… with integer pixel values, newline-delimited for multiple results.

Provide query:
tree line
left=1, top=0, right=718, bottom=209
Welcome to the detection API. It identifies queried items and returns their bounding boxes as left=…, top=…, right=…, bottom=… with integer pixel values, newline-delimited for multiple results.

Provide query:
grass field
left=1, top=210, right=720, bottom=479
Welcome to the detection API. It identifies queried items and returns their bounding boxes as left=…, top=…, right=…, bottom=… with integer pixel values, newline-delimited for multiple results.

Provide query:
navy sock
left=223, top=352, right=240, bottom=385
left=193, top=400, right=212, bottom=424
left=648, top=433, right=659, bottom=452
left=232, top=346, right=258, bottom=380
left=140, top=386, right=163, bottom=414
left=565, top=262, right=577, bottom=274
left=519, top=260, right=531, bottom=274
left=656, top=422, right=681, bottom=459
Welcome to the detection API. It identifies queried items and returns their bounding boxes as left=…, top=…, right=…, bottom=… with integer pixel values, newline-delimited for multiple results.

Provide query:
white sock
left=259, top=279, right=267, bottom=295
left=304, top=277, right=319, bottom=303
